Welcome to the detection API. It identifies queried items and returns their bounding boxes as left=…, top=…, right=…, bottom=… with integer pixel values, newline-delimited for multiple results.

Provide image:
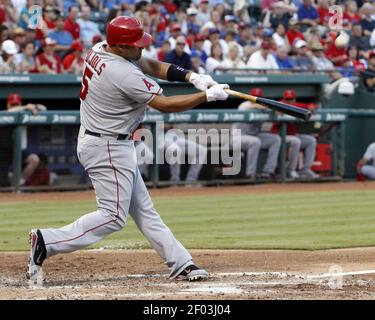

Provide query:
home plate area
left=1, top=249, right=375, bottom=299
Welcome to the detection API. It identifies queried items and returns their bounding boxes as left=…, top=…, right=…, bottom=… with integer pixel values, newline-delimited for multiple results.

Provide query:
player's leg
left=164, top=137, right=182, bottom=183
left=28, top=137, right=137, bottom=282
left=286, top=135, right=301, bottom=179
left=184, top=138, right=207, bottom=182
left=361, top=165, right=375, bottom=179
left=22, top=153, right=40, bottom=181
left=242, top=135, right=261, bottom=178
left=128, top=167, right=208, bottom=281
left=298, top=134, right=319, bottom=178
left=258, top=133, right=281, bottom=176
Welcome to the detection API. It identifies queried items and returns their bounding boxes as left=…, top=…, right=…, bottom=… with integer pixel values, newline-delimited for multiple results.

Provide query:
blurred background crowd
left=0, top=0, right=375, bottom=86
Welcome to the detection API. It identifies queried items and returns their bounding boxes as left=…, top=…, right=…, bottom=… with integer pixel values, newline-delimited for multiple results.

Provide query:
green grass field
left=1, top=189, right=375, bottom=251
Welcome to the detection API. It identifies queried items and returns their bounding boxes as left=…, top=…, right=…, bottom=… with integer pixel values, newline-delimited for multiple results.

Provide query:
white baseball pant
left=231, top=133, right=281, bottom=177
left=286, top=134, right=317, bottom=172
left=39, top=127, right=194, bottom=278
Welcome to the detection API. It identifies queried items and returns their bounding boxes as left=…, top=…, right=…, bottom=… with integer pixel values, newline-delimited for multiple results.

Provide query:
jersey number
left=80, top=67, right=94, bottom=100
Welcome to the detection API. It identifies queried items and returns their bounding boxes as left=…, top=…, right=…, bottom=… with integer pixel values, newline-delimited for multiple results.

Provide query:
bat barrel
left=256, top=97, right=312, bottom=120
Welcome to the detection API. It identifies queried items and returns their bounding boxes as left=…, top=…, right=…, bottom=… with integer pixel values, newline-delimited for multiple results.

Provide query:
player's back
left=79, top=42, right=161, bottom=136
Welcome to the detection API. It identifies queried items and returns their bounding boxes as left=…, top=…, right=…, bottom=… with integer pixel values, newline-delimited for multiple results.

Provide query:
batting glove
left=189, top=73, right=218, bottom=91
left=206, top=84, right=230, bottom=102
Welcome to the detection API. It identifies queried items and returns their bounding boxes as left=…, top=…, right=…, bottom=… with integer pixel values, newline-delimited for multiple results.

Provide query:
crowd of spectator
left=0, top=0, right=375, bottom=82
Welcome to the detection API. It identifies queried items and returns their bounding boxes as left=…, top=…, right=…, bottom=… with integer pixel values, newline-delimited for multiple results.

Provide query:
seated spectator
left=156, top=40, right=170, bottom=62
left=196, top=0, right=211, bottom=26
left=205, top=42, right=230, bottom=73
left=35, top=5, right=57, bottom=41
left=226, top=43, right=247, bottom=71
left=272, top=23, right=291, bottom=51
left=224, top=15, right=238, bottom=33
left=325, top=32, right=349, bottom=66
left=316, top=0, right=330, bottom=27
left=304, top=25, right=321, bottom=47
left=0, top=39, right=18, bottom=73
left=186, top=7, right=200, bottom=35
left=36, top=38, right=63, bottom=74
left=203, top=27, right=229, bottom=57
left=49, top=15, right=73, bottom=57
left=64, top=5, right=80, bottom=40
left=347, top=45, right=367, bottom=72
left=63, top=40, right=84, bottom=74
left=0, top=0, right=17, bottom=26
left=310, top=42, right=335, bottom=71
left=18, top=0, right=35, bottom=30
left=14, top=41, right=38, bottom=73
left=343, top=0, right=361, bottom=27
left=297, top=0, right=319, bottom=28
left=359, top=3, right=375, bottom=37
left=247, top=40, right=279, bottom=70
left=167, top=23, right=183, bottom=51
left=349, top=24, right=371, bottom=54
left=236, top=22, right=259, bottom=48
left=271, top=89, right=319, bottom=179
left=357, top=142, right=375, bottom=180
left=290, top=39, right=314, bottom=70
left=77, top=6, right=100, bottom=46
left=191, top=34, right=208, bottom=65
left=267, top=1, right=293, bottom=29
left=12, top=27, right=26, bottom=51
left=225, top=29, right=245, bottom=59
left=360, top=51, right=375, bottom=91
left=274, top=46, right=293, bottom=69
left=286, top=18, right=305, bottom=47
left=165, top=35, right=192, bottom=70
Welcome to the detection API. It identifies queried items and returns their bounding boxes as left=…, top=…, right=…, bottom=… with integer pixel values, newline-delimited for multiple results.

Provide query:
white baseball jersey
left=363, top=142, right=375, bottom=165
left=80, top=41, right=163, bottom=135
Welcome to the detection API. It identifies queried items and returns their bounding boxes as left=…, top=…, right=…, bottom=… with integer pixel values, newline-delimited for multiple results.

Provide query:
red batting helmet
left=7, top=93, right=22, bottom=106
left=106, top=16, right=153, bottom=48
left=249, top=88, right=263, bottom=97
left=283, top=89, right=296, bottom=99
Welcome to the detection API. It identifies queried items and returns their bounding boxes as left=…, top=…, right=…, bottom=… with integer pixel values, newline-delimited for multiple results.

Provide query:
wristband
left=166, top=64, right=190, bottom=82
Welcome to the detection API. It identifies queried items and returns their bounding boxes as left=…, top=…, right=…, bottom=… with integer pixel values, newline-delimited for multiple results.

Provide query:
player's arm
left=148, top=84, right=229, bottom=113
left=138, top=57, right=217, bottom=91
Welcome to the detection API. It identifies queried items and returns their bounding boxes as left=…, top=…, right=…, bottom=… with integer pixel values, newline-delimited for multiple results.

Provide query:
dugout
left=1, top=73, right=374, bottom=189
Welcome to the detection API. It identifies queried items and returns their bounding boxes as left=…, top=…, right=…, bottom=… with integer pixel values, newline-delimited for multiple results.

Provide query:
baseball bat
left=224, top=89, right=312, bottom=121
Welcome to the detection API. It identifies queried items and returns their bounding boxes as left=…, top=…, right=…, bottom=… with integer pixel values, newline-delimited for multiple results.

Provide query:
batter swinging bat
left=224, top=89, right=312, bottom=121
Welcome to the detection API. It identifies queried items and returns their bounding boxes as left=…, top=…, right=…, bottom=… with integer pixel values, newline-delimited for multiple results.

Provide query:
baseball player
left=231, top=88, right=281, bottom=180
left=271, top=89, right=319, bottom=179
left=136, top=125, right=207, bottom=184
left=357, top=142, right=375, bottom=180
left=27, top=16, right=229, bottom=284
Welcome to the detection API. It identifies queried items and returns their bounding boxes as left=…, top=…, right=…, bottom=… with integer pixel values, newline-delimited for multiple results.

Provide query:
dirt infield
left=1, top=248, right=375, bottom=300
left=1, top=181, right=375, bottom=300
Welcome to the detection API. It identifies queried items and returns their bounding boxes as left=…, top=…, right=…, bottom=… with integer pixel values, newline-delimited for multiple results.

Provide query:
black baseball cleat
left=175, top=264, right=209, bottom=281
left=26, top=229, right=47, bottom=285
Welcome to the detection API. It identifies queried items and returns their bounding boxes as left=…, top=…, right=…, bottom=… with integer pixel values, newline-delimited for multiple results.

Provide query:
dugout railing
left=0, top=108, right=356, bottom=191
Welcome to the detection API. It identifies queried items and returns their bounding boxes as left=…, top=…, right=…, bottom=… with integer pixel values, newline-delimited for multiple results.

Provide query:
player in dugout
left=271, top=89, right=319, bottom=180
